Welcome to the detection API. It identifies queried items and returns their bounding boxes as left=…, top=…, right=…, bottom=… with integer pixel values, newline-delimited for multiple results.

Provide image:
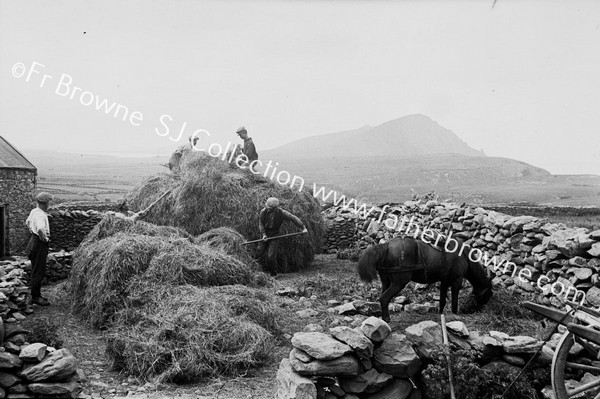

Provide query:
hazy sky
left=1, top=0, right=599, bottom=175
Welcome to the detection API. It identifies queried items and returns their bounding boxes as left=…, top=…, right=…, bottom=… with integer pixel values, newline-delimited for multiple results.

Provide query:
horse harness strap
left=378, top=238, right=432, bottom=276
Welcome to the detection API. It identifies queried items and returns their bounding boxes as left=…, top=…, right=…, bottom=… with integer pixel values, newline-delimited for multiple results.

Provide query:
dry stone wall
left=276, top=317, right=574, bottom=399
left=47, top=201, right=120, bottom=252
left=322, top=200, right=600, bottom=309
left=323, top=213, right=359, bottom=254
left=0, top=324, right=83, bottom=398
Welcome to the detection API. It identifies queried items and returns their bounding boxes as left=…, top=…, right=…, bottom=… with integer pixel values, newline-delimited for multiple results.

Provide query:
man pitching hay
left=169, top=134, right=199, bottom=173
left=25, top=192, right=53, bottom=306
left=235, top=126, right=258, bottom=172
left=257, top=197, right=307, bottom=276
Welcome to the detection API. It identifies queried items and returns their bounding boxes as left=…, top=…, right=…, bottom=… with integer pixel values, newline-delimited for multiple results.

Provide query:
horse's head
left=472, top=275, right=494, bottom=305
left=464, top=255, right=494, bottom=306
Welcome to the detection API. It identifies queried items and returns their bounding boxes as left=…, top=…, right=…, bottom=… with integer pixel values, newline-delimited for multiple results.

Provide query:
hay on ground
left=106, top=283, right=280, bottom=383
left=195, top=226, right=255, bottom=265
left=69, top=233, right=170, bottom=328
left=69, top=231, right=269, bottom=329
left=125, top=151, right=323, bottom=273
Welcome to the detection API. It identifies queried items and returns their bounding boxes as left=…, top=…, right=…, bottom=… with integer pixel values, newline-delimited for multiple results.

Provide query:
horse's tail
left=357, top=245, right=382, bottom=282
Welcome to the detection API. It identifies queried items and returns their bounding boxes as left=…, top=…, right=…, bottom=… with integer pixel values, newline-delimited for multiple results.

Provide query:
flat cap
left=265, top=197, right=279, bottom=208
left=35, top=192, right=54, bottom=203
left=236, top=126, right=247, bottom=134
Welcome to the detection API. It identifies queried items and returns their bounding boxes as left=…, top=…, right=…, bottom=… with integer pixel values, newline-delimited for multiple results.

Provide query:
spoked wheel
left=551, top=331, right=600, bottom=399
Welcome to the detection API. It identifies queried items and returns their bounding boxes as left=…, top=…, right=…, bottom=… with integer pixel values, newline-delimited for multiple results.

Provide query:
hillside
left=266, top=114, right=484, bottom=158
left=260, top=115, right=600, bottom=206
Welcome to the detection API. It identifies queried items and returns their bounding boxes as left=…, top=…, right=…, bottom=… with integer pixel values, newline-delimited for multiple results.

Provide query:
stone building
left=0, top=136, right=37, bottom=256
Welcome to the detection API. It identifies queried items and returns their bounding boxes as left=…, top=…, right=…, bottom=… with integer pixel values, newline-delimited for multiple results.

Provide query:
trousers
left=256, top=239, right=279, bottom=275
left=26, top=235, right=48, bottom=298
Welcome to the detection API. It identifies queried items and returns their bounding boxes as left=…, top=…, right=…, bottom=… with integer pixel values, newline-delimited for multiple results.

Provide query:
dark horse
left=357, top=236, right=493, bottom=322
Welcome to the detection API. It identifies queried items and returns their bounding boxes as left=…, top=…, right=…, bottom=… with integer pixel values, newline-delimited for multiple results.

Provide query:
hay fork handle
left=243, top=231, right=307, bottom=245
left=139, top=189, right=173, bottom=215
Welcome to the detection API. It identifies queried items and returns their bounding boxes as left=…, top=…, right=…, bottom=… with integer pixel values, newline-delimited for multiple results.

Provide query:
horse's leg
left=439, top=282, right=450, bottom=314
left=378, top=271, right=390, bottom=320
left=379, top=271, right=390, bottom=298
left=451, top=278, right=463, bottom=314
left=379, top=273, right=410, bottom=323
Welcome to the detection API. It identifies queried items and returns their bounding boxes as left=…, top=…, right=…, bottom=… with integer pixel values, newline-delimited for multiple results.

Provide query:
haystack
left=125, top=151, right=323, bottom=273
left=106, top=282, right=281, bottom=383
left=69, top=232, right=268, bottom=329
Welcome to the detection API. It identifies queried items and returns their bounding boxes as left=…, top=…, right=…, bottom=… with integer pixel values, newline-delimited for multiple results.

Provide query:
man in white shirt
left=25, top=192, right=53, bottom=306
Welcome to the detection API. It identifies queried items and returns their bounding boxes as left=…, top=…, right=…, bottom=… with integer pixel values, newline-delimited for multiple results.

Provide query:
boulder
left=404, top=321, right=443, bottom=358
left=373, top=333, right=421, bottom=378
left=27, top=381, right=81, bottom=398
left=368, top=378, right=413, bottom=399
left=502, top=336, right=543, bottom=354
left=276, top=358, right=317, bottom=399
left=588, top=242, right=600, bottom=257
left=569, top=256, right=588, bottom=267
left=330, top=327, right=374, bottom=359
left=352, top=301, right=382, bottom=317
left=336, top=303, right=357, bottom=316
left=568, top=267, right=593, bottom=281
left=2, top=325, right=28, bottom=341
left=19, top=344, right=47, bottom=363
left=360, top=317, right=391, bottom=343
left=19, top=349, right=77, bottom=382
left=0, top=372, right=20, bottom=388
left=489, top=331, right=510, bottom=342
left=339, top=368, right=393, bottom=394
left=291, top=332, right=352, bottom=361
left=289, top=350, right=360, bottom=377
left=537, top=345, right=554, bottom=366
left=445, top=321, right=469, bottom=337
left=586, top=287, right=600, bottom=307
left=0, top=353, right=22, bottom=369
left=293, top=349, right=312, bottom=363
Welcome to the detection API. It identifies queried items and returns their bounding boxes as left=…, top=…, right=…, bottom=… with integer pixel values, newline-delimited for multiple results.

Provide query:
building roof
left=0, top=136, right=36, bottom=171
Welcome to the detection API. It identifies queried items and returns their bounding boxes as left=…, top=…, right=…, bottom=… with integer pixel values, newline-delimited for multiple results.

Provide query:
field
left=27, top=151, right=168, bottom=203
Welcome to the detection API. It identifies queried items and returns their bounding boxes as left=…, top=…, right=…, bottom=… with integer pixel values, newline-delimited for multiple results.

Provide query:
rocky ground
left=18, top=254, right=558, bottom=399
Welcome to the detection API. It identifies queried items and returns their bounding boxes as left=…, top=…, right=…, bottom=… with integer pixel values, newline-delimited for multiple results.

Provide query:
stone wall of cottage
left=0, top=169, right=36, bottom=256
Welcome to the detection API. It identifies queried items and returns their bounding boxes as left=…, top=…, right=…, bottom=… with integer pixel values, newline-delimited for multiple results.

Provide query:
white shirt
left=26, top=207, right=50, bottom=239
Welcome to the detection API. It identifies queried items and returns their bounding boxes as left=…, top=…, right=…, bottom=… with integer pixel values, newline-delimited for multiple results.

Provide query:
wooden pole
left=440, top=314, right=456, bottom=399
left=243, top=231, right=307, bottom=245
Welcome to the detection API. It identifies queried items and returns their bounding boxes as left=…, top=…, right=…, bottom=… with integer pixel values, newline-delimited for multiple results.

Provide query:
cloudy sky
left=1, top=0, right=599, bottom=175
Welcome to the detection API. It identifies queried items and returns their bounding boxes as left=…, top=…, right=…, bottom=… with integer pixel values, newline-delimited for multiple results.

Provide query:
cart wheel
left=551, top=331, right=600, bottom=399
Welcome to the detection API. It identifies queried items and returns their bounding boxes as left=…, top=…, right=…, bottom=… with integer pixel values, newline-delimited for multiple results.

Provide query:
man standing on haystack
left=25, top=192, right=53, bottom=306
left=235, top=126, right=259, bottom=172
left=169, top=134, right=200, bottom=173
left=256, top=197, right=308, bottom=276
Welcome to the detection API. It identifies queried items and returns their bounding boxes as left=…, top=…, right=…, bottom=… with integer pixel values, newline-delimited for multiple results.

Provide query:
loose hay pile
left=81, top=213, right=192, bottom=246
left=70, top=217, right=281, bottom=382
left=106, top=283, right=279, bottom=383
left=125, top=151, right=324, bottom=273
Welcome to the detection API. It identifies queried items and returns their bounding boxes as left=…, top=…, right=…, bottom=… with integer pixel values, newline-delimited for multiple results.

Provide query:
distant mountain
left=258, top=114, right=571, bottom=204
left=263, top=114, right=484, bottom=159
